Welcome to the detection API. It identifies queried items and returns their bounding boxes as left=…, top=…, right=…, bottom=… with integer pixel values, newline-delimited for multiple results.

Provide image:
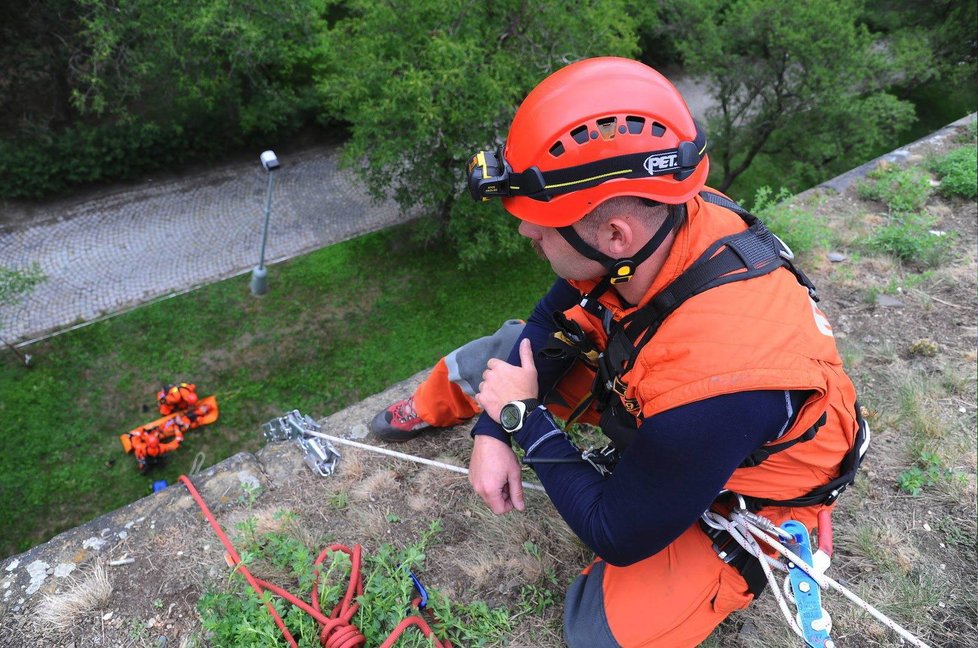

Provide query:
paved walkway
left=3, top=112, right=972, bottom=346
left=0, top=145, right=405, bottom=343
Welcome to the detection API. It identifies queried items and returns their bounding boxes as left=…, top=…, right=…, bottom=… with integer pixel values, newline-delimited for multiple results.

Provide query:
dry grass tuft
left=350, top=469, right=399, bottom=503
left=34, top=562, right=112, bottom=631
left=458, top=553, right=535, bottom=590
left=222, top=505, right=292, bottom=544
left=336, top=447, right=366, bottom=484
left=350, top=505, right=393, bottom=541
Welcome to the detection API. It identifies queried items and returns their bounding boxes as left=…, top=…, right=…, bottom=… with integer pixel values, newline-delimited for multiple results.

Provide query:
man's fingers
left=477, top=486, right=511, bottom=515
left=508, top=472, right=526, bottom=511
left=518, top=337, right=535, bottom=369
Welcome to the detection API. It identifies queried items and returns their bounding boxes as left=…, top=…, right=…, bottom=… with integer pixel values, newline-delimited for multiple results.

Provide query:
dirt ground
left=4, top=123, right=976, bottom=648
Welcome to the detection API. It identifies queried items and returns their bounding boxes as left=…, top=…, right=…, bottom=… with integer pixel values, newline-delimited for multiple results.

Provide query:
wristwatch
left=499, top=399, right=541, bottom=434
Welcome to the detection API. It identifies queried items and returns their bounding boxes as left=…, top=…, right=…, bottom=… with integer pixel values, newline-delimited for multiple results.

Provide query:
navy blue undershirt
left=471, top=279, right=809, bottom=567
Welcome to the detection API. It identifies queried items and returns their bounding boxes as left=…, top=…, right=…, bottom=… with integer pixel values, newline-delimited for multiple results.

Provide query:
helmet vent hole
left=570, top=125, right=589, bottom=144
left=549, top=141, right=565, bottom=157
left=651, top=122, right=667, bottom=137
left=626, top=116, right=645, bottom=134
left=596, top=117, right=617, bottom=140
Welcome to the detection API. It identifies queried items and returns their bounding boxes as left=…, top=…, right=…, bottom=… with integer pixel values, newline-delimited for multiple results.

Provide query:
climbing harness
left=179, top=474, right=452, bottom=647
left=542, top=190, right=819, bottom=447
left=700, top=496, right=932, bottom=648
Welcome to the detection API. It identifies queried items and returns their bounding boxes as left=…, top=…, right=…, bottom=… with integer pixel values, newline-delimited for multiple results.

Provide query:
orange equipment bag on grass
left=120, top=395, right=219, bottom=453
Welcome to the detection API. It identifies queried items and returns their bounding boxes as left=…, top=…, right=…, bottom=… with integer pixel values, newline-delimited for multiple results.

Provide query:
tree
left=862, top=0, right=977, bottom=89
left=73, top=0, right=329, bottom=138
left=0, top=1, right=86, bottom=136
left=666, top=0, right=918, bottom=194
left=317, top=0, right=643, bottom=265
left=0, top=263, right=45, bottom=366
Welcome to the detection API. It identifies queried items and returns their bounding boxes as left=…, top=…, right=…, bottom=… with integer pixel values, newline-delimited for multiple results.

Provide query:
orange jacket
left=158, top=382, right=198, bottom=415
left=566, top=192, right=860, bottom=528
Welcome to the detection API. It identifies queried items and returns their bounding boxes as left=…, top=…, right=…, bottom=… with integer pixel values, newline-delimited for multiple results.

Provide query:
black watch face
left=500, top=404, right=522, bottom=432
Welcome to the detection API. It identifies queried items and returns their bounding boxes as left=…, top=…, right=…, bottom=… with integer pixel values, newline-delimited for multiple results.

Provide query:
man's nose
left=518, top=220, right=539, bottom=238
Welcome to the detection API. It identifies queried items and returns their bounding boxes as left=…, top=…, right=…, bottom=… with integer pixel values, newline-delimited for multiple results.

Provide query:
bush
left=928, top=146, right=977, bottom=199
left=750, top=186, right=830, bottom=255
left=857, top=163, right=932, bottom=213
left=0, top=121, right=191, bottom=199
left=0, top=112, right=308, bottom=199
left=318, top=0, right=642, bottom=264
left=866, top=212, right=954, bottom=267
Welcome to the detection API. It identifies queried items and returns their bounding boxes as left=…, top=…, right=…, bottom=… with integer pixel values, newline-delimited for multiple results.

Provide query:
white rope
left=303, top=430, right=547, bottom=493
left=702, top=507, right=933, bottom=648
left=739, top=515, right=932, bottom=648
left=703, top=510, right=804, bottom=639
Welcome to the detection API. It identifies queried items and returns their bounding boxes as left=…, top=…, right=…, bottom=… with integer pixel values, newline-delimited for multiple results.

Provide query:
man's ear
left=603, top=216, right=635, bottom=256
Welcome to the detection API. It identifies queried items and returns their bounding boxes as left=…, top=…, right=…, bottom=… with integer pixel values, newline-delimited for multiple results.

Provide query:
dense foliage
left=316, top=0, right=643, bottom=264
left=667, top=0, right=914, bottom=193
left=0, top=0, right=330, bottom=198
left=1, top=1, right=975, bottom=258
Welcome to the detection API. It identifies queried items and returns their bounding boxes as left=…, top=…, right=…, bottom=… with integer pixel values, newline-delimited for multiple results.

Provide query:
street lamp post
left=250, top=150, right=281, bottom=295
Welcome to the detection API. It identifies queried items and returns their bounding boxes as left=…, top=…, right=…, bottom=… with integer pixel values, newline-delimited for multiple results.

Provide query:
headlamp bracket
left=610, top=259, right=636, bottom=284
left=467, top=150, right=511, bottom=201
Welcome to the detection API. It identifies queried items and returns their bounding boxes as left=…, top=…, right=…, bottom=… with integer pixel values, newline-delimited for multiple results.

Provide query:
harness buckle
left=611, top=375, right=641, bottom=413
left=823, top=488, right=842, bottom=506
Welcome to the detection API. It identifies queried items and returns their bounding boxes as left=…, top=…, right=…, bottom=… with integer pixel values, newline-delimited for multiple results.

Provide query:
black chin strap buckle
left=609, top=259, right=636, bottom=284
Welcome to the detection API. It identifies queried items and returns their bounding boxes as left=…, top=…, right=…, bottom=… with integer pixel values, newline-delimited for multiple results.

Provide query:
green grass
left=0, top=223, right=554, bottom=557
left=865, top=213, right=954, bottom=267
left=853, top=160, right=960, bottom=268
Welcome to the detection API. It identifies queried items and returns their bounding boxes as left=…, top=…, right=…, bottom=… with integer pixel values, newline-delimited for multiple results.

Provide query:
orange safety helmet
left=468, top=57, right=708, bottom=227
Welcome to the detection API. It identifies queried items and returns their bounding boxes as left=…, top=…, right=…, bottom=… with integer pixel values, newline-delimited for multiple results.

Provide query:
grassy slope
left=704, top=129, right=978, bottom=646
left=0, top=224, right=554, bottom=557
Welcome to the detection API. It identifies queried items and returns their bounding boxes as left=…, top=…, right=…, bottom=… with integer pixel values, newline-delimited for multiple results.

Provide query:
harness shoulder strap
left=604, top=210, right=792, bottom=382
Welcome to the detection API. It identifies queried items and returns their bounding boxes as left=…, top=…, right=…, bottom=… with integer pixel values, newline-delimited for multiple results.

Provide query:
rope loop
left=179, top=474, right=452, bottom=648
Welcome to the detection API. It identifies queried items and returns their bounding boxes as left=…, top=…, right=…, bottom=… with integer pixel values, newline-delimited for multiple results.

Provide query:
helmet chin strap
left=556, top=204, right=682, bottom=298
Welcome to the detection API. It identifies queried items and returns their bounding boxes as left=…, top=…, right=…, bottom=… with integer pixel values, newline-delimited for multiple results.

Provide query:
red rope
left=179, top=475, right=452, bottom=648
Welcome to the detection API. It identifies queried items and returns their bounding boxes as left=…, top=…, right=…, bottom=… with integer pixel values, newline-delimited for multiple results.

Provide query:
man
left=369, top=58, right=864, bottom=647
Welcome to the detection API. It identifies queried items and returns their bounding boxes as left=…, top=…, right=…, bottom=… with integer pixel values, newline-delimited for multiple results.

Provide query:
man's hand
left=469, top=434, right=525, bottom=514
left=476, top=338, right=538, bottom=422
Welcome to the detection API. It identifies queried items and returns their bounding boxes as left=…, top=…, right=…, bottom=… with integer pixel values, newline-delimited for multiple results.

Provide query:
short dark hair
left=576, top=196, right=683, bottom=244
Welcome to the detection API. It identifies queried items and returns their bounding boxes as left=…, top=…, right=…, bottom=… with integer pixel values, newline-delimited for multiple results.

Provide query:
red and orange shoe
left=368, top=396, right=431, bottom=442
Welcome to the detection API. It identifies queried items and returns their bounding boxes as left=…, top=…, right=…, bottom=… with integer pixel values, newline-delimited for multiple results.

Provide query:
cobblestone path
left=0, top=145, right=404, bottom=343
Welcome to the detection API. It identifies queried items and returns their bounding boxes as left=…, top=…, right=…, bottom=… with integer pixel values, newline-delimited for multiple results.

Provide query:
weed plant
left=750, top=186, right=831, bottom=254
left=866, top=213, right=954, bottom=267
left=897, top=451, right=954, bottom=496
left=927, top=145, right=978, bottom=199
left=199, top=519, right=512, bottom=647
left=855, top=161, right=960, bottom=267
left=856, top=164, right=932, bottom=213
